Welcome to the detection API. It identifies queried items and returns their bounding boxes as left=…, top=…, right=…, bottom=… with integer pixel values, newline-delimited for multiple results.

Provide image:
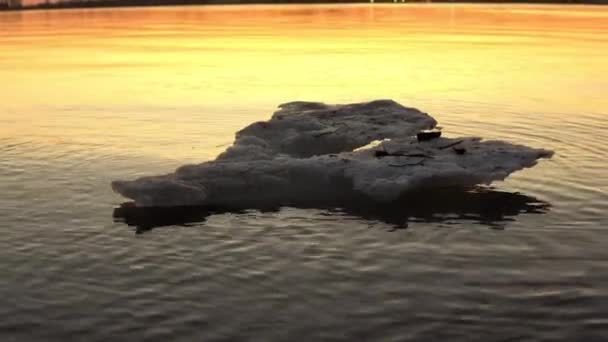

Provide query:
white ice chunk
left=111, top=101, right=553, bottom=207
left=345, top=137, right=553, bottom=202
left=217, top=99, right=437, bottom=160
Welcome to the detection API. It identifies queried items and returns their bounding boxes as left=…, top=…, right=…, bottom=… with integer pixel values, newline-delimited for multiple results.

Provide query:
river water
left=1, top=4, right=608, bottom=341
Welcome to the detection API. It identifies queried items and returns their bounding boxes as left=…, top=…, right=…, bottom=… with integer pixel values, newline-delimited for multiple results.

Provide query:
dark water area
left=1, top=4, right=608, bottom=341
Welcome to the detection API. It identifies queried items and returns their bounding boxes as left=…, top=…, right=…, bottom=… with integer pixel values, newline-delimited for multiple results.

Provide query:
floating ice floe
left=111, top=100, right=553, bottom=207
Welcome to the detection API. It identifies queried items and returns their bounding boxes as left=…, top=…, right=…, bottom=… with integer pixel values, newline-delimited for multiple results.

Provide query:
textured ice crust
left=111, top=100, right=553, bottom=207
left=217, top=100, right=437, bottom=160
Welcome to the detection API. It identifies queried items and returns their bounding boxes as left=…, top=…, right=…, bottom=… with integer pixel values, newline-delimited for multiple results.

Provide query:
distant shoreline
left=1, top=0, right=607, bottom=12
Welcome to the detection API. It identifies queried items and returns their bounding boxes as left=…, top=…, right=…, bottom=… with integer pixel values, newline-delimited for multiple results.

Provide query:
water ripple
left=2, top=4, right=608, bottom=341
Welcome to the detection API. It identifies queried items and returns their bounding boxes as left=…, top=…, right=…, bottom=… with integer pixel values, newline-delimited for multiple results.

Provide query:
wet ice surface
left=112, top=100, right=552, bottom=208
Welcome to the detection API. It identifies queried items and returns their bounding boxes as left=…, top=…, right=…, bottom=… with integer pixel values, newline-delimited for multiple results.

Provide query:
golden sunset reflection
left=1, top=4, right=607, bottom=161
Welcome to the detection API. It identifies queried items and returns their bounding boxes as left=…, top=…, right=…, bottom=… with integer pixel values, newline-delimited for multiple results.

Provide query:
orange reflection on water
left=1, top=4, right=607, bottom=160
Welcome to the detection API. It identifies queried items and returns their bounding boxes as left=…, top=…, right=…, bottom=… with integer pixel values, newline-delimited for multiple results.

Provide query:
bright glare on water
left=1, top=4, right=608, bottom=341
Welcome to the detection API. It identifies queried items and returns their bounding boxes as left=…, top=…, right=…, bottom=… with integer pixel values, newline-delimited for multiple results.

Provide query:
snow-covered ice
left=112, top=100, right=553, bottom=207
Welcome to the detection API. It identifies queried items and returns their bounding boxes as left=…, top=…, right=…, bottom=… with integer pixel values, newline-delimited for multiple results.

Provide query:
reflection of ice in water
left=114, top=187, right=551, bottom=233
left=112, top=100, right=553, bottom=208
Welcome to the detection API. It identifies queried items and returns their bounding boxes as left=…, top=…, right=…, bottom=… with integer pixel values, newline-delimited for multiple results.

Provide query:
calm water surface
left=1, top=4, right=608, bottom=341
